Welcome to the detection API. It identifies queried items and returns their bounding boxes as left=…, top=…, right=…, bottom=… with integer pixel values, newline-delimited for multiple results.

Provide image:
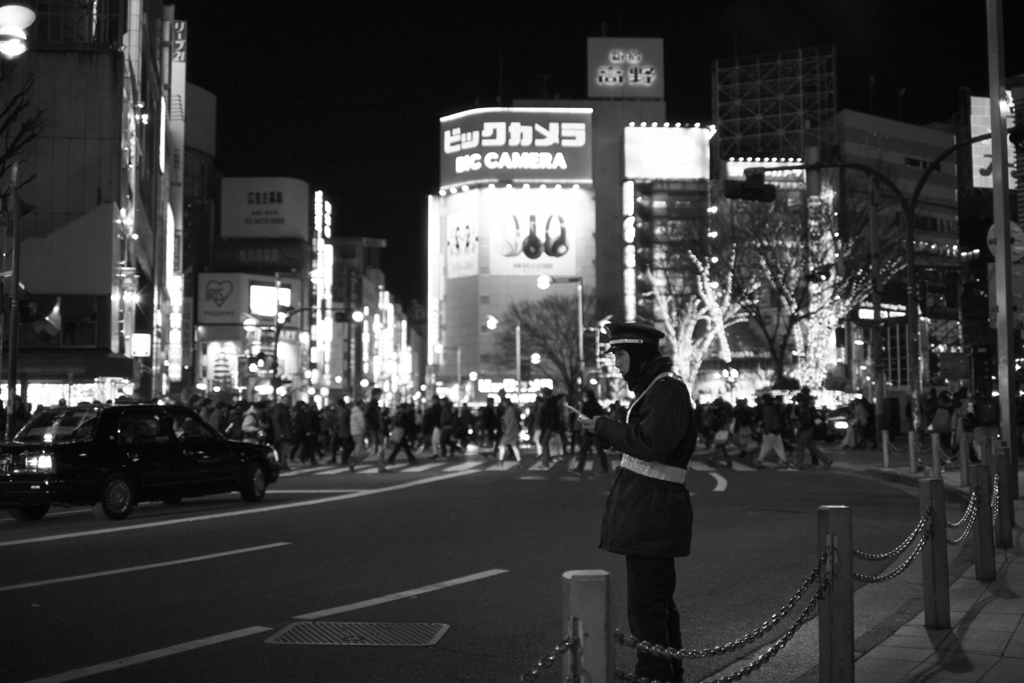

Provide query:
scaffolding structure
left=713, top=46, right=838, bottom=161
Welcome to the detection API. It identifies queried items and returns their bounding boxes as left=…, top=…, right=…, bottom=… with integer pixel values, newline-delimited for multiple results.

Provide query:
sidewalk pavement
left=810, top=440, right=1024, bottom=683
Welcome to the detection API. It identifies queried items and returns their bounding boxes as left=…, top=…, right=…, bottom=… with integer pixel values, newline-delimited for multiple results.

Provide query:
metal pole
left=577, top=280, right=584, bottom=398
left=456, top=346, right=461, bottom=404
left=515, top=323, right=521, bottom=389
left=986, top=0, right=1019, bottom=502
left=6, top=162, right=20, bottom=440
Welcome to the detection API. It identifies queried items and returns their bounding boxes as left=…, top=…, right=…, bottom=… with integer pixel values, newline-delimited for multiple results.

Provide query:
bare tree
left=0, top=61, right=43, bottom=217
left=492, top=292, right=596, bottom=402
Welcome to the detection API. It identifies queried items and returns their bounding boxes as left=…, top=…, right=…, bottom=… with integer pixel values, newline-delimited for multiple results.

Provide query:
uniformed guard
left=577, top=321, right=696, bottom=683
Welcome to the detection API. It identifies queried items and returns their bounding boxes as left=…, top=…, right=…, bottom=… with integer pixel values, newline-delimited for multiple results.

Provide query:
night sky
left=171, top=0, right=1024, bottom=307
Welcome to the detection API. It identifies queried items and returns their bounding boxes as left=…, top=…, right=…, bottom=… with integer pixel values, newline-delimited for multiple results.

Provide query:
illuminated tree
left=729, top=175, right=904, bottom=389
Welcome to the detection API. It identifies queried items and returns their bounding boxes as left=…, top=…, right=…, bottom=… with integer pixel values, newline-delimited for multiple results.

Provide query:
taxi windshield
left=17, top=409, right=100, bottom=443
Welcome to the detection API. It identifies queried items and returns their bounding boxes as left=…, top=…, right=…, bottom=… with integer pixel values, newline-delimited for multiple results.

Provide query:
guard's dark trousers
left=626, top=556, right=683, bottom=682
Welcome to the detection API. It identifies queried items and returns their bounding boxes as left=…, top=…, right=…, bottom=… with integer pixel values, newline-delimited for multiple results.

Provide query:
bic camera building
left=427, top=109, right=721, bottom=401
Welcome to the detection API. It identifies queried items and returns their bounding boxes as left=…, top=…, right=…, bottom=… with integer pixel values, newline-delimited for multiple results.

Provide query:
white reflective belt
left=619, top=454, right=687, bottom=485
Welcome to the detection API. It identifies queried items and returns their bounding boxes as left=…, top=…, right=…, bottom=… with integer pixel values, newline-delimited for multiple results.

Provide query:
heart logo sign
left=205, top=280, right=234, bottom=307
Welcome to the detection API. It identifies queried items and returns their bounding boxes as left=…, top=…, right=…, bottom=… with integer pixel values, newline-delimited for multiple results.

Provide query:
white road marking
left=443, top=460, right=483, bottom=472
left=313, top=467, right=350, bottom=476
left=278, top=466, right=333, bottom=478
left=710, top=472, right=728, bottom=492
left=402, top=462, right=447, bottom=473
left=23, top=626, right=272, bottom=683
left=267, top=489, right=362, bottom=494
left=0, top=470, right=480, bottom=549
left=294, top=568, right=509, bottom=620
left=688, top=460, right=714, bottom=471
left=0, top=543, right=290, bottom=593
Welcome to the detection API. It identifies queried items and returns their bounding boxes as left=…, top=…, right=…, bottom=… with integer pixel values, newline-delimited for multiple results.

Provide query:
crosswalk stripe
left=443, top=461, right=484, bottom=472
left=314, top=467, right=350, bottom=476
left=402, top=462, right=448, bottom=473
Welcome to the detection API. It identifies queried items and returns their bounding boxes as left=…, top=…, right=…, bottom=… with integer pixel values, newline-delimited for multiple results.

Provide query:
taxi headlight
left=833, top=419, right=849, bottom=431
left=25, top=454, right=54, bottom=471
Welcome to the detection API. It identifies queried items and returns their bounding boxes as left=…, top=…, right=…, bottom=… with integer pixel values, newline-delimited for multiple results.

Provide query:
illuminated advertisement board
left=970, top=96, right=1017, bottom=190
left=220, top=177, right=310, bottom=239
left=197, top=273, right=297, bottom=325
left=587, top=37, right=664, bottom=100
left=439, top=187, right=594, bottom=280
left=725, top=159, right=807, bottom=191
left=624, top=126, right=713, bottom=180
left=442, top=190, right=480, bottom=279
left=440, top=108, right=592, bottom=189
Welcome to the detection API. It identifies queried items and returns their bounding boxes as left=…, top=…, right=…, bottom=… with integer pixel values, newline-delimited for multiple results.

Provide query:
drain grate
left=266, top=621, right=449, bottom=646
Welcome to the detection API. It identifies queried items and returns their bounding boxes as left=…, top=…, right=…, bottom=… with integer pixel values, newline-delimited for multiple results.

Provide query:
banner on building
left=484, top=187, right=594, bottom=278
left=440, top=108, right=592, bottom=188
left=587, top=37, right=664, bottom=100
left=220, top=177, right=310, bottom=239
left=624, top=126, right=712, bottom=180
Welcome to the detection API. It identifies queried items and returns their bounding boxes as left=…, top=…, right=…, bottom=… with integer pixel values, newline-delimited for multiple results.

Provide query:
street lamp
left=536, top=274, right=584, bottom=396
left=2, top=2, right=34, bottom=439
left=486, top=314, right=522, bottom=389
left=0, top=2, right=35, bottom=59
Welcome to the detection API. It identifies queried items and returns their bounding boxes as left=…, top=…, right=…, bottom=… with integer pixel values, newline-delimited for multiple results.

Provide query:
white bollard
left=562, top=570, right=613, bottom=683
left=971, top=464, right=996, bottom=581
left=930, top=432, right=942, bottom=478
left=882, top=429, right=890, bottom=469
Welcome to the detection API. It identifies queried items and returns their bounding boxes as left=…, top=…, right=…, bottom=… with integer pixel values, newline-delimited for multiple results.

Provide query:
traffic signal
left=724, top=169, right=777, bottom=203
left=247, top=352, right=267, bottom=373
left=333, top=309, right=366, bottom=323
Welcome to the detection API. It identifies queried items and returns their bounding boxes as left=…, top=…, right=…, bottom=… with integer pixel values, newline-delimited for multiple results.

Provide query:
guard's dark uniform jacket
left=595, top=356, right=696, bottom=558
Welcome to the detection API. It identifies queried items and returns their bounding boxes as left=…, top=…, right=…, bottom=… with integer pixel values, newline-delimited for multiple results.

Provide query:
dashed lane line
left=0, top=543, right=291, bottom=593
left=21, top=626, right=273, bottom=683
left=294, top=568, right=509, bottom=620
left=0, top=470, right=480, bottom=549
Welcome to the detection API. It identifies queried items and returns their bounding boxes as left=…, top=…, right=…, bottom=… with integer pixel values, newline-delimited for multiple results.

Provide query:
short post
left=930, top=432, right=942, bottom=477
left=970, top=464, right=996, bottom=581
left=882, top=429, right=890, bottom=469
left=562, top=570, right=613, bottom=683
left=817, top=506, right=854, bottom=683
left=909, top=431, right=919, bottom=474
left=993, top=448, right=1014, bottom=548
left=919, top=479, right=950, bottom=628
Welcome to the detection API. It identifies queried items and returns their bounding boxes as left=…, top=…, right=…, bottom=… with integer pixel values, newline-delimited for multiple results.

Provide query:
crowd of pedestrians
left=172, top=386, right=635, bottom=474
left=695, top=388, right=839, bottom=470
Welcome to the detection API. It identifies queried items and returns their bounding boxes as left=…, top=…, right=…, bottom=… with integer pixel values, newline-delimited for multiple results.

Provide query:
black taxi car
left=0, top=403, right=281, bottom=521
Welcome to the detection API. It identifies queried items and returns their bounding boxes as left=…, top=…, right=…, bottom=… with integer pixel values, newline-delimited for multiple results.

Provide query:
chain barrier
left=946, top=492, right=977, bottom=529
left=613, top=585, right=826, bottom=683
left=519, top=635, right=578, bottom=683
left=853, top=508, right=934, bottom=584
left=946, top=497, right=977, bottom=546
left=887, top=440, right=908, bottom=456
left=853, top=511, right=930, bottom=561
left=616, top=550, right=826, bottom=663
left=992, top=473, right=1001, bottom=527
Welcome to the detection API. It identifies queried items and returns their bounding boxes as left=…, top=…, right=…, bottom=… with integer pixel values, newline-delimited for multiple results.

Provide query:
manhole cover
left=266, top=622, right=449, bottom=646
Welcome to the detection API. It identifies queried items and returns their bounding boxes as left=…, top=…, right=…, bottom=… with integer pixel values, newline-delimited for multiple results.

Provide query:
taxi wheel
left=240, top=462, right=267, bottom=503
left=9, top=504, right=50, bottom=521
left=93, top=472, right=136, bottom=520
